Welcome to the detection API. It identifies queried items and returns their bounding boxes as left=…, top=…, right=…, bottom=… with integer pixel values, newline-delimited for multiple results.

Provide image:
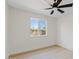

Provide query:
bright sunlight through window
left=30, top=17, right=47, bottom=37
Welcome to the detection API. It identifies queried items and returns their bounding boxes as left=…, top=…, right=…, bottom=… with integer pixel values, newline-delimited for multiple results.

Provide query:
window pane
left=31, top=18, right=39, bottom=36
left=31, top=18, right=38, bottom=29
left=39, top=20, right=46, bottom=35
left=30, top=18, right=47, bottom=37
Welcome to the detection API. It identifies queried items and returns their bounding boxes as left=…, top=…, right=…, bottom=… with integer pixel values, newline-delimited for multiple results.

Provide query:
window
left=30, top=17, right=47, bottom=37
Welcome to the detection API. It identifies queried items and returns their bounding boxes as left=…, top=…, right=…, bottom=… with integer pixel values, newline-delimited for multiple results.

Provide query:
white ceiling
left=7, top=0, right=73, bottom=17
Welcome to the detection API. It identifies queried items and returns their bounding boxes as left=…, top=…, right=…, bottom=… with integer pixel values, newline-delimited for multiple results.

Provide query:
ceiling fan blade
left=54, top=0, right=56, bottom=2
left=49, top=3, right=53, bottom=7
left=45, top=8, right=53, bottom=10
left=50, top=10, right=54, bottom=15
left=57, top=9, right=64, bottom=13
left=56, top=0, right=62, bottom=6
left=57, top=3, right=73, bottom=8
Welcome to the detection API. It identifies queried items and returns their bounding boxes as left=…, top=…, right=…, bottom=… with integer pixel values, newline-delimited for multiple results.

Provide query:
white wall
left=57, top=15, right=73, bottom=51
left=7, top=6, right=58, bottom=55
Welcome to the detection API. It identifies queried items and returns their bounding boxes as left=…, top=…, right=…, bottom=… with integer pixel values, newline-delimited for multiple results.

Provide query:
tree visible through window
left=31, top=17, right=47, bottom=36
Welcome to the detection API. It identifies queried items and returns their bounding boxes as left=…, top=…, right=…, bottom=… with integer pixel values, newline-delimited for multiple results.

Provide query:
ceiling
left=7, top=0, right=73, bottom=17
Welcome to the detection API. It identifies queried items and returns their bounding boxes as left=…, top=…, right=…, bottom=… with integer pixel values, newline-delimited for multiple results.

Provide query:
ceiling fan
left=44, top=0, right=73, bottom=15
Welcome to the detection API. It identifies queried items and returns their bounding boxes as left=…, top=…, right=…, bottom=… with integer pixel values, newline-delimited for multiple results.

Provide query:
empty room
left=6, top=0, right=73, bottom=59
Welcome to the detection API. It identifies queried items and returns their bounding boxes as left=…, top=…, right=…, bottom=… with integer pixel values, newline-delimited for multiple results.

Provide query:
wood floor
left=10, top=45, right=73, bottom=59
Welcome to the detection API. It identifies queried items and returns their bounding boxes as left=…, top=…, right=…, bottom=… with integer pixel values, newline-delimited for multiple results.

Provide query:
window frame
left=30, top=17, right=47, bottom=37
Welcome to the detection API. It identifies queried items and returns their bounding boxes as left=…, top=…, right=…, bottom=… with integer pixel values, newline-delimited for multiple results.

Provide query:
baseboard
left=8, top=44, right=73, bottom=59
left=9, top=44, right=59, bottom=59
left=58, top=43, right=73, bottom=52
